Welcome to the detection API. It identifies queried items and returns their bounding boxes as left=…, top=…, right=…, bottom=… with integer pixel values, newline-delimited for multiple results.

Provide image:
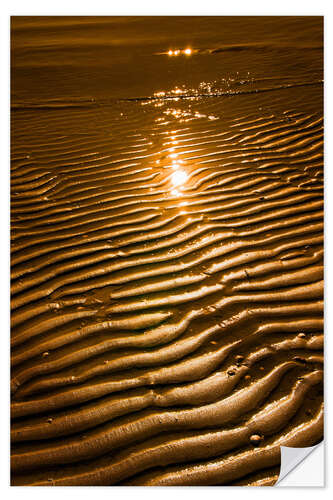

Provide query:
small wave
left=11, top=80, right=323, bottom=110
left=124, top=81, right=323, bottom=102
left=209, top=42, right=323, bottom=53
left=11, top=98, right=99, bottom=110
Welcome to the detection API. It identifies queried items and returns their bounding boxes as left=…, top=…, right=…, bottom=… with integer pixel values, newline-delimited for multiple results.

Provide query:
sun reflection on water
left=167, top=48, right=193, bottom=56
left=171, top=169, right=188, bottom=187
left=171, top=188, right=181, bottom=196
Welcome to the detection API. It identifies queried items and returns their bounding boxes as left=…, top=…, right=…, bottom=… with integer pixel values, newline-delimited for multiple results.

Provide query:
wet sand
left=11, top=16, right=323, bottom=486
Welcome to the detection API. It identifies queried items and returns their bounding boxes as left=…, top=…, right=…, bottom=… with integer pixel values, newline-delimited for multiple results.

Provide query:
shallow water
left=11, top=16, right=323, bottom=486
left=11, top=16, right=323, bottom=102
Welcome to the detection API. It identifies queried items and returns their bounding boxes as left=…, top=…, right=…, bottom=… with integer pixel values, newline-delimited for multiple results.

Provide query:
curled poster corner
left=276, top=441, right=324, bottom=486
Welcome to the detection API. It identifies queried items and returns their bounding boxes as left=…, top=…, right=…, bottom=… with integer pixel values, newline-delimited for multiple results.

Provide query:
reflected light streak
left=171, top=169, right=188, bottom=187
left=167, top=48, right=192, bottom=56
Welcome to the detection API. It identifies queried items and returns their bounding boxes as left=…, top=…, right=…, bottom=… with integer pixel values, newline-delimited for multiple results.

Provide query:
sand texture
left=11, top=16, right=323, bottom=486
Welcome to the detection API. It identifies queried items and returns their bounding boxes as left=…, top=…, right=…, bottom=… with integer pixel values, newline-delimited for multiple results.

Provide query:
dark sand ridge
left=11, top=17, right=323, bottom=485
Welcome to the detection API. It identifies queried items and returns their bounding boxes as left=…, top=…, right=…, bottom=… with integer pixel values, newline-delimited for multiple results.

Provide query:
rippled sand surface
left=11, top=16, right=323, bottom=486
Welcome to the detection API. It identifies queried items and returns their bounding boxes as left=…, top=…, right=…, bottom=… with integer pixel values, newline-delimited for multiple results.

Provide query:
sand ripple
left=11, top=93, right=323, bottom=485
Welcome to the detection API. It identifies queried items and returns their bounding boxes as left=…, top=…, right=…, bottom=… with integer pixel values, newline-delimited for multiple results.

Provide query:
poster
left=7, top=6, right=326, bottom=491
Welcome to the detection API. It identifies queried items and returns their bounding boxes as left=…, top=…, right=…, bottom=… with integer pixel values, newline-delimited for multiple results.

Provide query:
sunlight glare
left=171, top=169, right=188, bottom=187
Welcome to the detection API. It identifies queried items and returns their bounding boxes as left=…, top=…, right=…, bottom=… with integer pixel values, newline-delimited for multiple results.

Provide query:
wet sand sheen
left=11, top=16, right=323, bottom=486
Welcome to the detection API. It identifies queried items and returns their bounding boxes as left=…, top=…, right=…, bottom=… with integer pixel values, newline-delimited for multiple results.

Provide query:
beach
left=11, top=16, right=323, bottom=486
